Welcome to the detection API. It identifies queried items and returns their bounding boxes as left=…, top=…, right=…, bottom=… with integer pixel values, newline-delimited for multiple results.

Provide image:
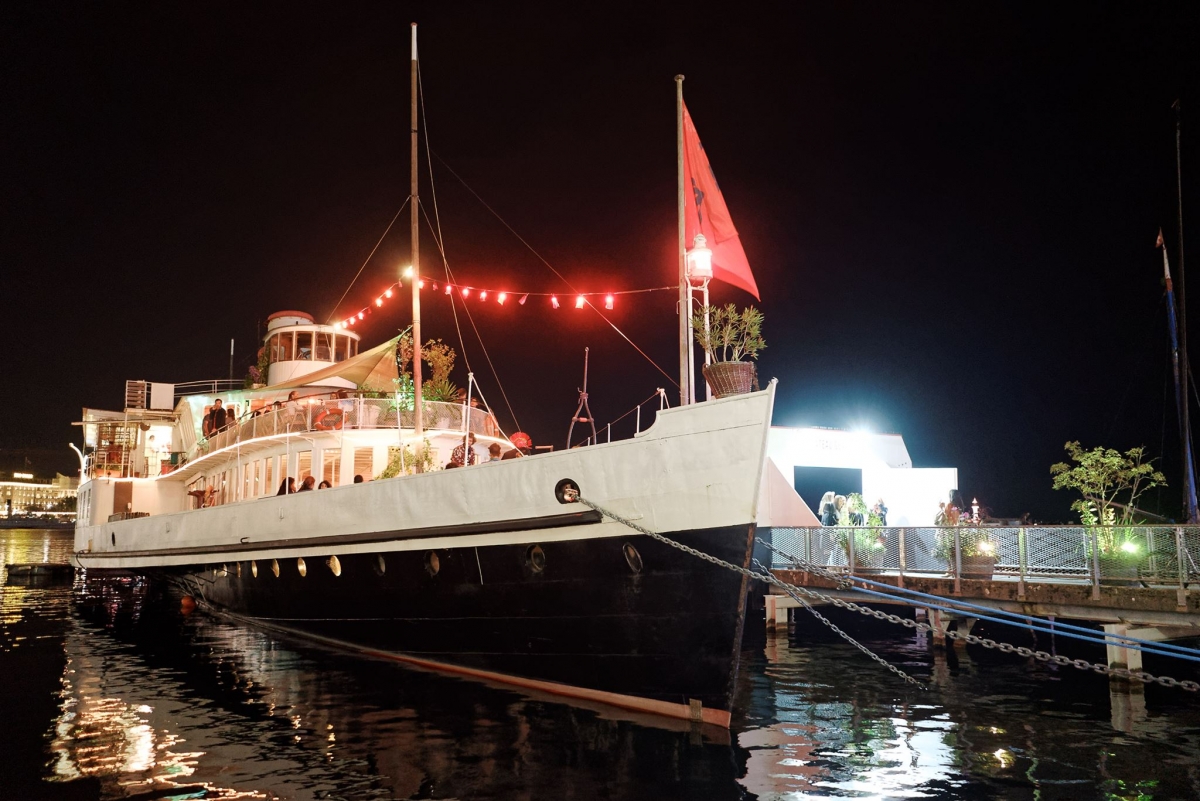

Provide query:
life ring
left=313, top=409, right=344, bottom=431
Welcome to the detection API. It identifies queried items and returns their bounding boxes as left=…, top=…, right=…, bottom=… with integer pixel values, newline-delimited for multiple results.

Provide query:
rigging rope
left=429, top=147, right=679, bottom=389
left=326, top=197, right=410, bottom=323
left=418, top=65, right=522, bottom=434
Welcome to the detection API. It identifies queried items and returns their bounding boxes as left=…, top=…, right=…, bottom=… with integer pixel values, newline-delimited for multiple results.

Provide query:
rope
left=569, top=390, right=663, bottom=447
left=430, top=147, right=679, bottom=389
left=569, top=492, right=1200, bottom=692
left=326, top=197, right=411, bottom=323
left=417, top=65, right=522, bottom=434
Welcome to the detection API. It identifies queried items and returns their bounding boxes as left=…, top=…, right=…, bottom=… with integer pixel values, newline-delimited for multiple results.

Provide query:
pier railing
left=769, top=525, right=1200, bottom=594
left=183, top=399, right=498, bottom=467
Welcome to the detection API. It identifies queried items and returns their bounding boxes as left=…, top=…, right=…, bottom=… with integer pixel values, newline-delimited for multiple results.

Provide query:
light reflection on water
left=3, top=529, right=1200, bottom=799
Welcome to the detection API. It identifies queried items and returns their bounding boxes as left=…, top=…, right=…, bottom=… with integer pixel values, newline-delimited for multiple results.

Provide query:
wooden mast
left=676, top=75, right=690, bottom=406
left=411, top=23, right=423, bottom=443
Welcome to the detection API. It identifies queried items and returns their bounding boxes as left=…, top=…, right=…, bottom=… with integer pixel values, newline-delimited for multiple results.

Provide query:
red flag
left=683, top=102, right=760, bottom=299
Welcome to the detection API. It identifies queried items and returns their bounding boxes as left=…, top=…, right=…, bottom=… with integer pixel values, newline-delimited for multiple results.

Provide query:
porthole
left=111, top=532, right=116, bottom=546
left=623, top=543, right=643, bottom=574
left=297, top=557, right=307, bottom=577
left=554, top=479, right=580, bottom=504
left=271, top=559, right=280, bottom=578
left=236, top=562, right=243, bottom=578
left=424, top=551, right=440, bottom=577
left=327, top=555, right=342, bottom=577
left=251, top=561, right=258, bottom=578
left=526, top=544, right=546, bottom=573
left=373, top=554, right=387, bottom=576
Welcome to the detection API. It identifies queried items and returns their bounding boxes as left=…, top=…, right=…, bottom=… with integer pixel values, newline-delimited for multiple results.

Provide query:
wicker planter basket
left=703, top=362, right=758, bottom=398
left=960, top=555, right=996, bottom=580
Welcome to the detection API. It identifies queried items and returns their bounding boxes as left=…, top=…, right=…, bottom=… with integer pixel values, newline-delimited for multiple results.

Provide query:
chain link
left=569, top=493, right=1200, bottom=693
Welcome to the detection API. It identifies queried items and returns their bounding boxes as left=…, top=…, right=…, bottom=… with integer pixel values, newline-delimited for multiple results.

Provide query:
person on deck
left=317, top=480, right=332, bottom=489
left=210, top=399, right=227, bottom=432
left=483, top=443, right=502, bottom=463
left=818, top=491, right=837, bottom=526
left=450, top=433, right=477, bottom=466
left=277, top=477, right=296, bottom=495
left=296, top=476, right=316, bottom=492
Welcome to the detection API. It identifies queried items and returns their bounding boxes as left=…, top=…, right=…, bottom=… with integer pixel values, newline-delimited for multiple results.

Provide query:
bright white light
left=403, top=266, right=414, bottom=278
left=575, top=295, right=585, bottom=309
left=686, top=234, right=713, bottom=282
left=374, top=298, right=383, bottom=307
left=498, top=292, right=507, bottom=305
left=605, top=294, right=614, bottom=310
left=384, top=288, right=393, bottom=298
left=479, top=291, right=488, bottom=301
left=1120, top=541, right=1139, bottom=554
left=551, top=295, right=559, bottom=309
left=978, top=541, right=995, bottom=555
left=461, top=287, right=470, bottom=298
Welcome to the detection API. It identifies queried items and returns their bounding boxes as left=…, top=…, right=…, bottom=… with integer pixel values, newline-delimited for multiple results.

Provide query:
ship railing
left=769, top=525, right=1200, bottom=596
left=174, top=379, right=247, bottom=397
left=180, top=398, right=498, bottom=467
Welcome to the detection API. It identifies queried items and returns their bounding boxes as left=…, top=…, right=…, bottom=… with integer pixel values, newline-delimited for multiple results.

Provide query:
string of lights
left=332, top=277, right=674, bottom=330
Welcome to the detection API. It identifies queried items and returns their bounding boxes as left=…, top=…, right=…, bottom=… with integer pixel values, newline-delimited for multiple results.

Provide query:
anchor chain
left=750, top=558, right=926, bottom=688
left=567, top=492, right=1200, bottom=692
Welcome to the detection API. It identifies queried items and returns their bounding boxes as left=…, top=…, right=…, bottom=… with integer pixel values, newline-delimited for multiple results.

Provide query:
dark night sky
left=3, top=3, right=1198, bottom=521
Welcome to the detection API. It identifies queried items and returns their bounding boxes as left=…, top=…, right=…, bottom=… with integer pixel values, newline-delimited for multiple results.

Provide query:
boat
left=70, top=27, right=776, bottom=728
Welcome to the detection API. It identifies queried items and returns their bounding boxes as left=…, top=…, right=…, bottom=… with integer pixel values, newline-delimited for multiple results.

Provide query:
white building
left=766, top=426, right=958, bottom=527
left=1, top=473, right=80, bottom=516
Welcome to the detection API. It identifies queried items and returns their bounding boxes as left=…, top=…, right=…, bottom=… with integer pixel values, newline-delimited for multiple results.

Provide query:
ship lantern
left=686, top=234, right=713, bottom=285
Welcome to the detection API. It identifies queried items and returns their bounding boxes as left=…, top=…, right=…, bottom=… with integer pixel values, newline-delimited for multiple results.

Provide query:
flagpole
left=676, top=74, right=691, bottom=406
left=411, top=22, right=424, bottom=446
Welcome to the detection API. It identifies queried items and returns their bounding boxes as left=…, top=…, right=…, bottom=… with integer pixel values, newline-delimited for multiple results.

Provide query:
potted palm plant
left=692, top=304, right=766, bottom=398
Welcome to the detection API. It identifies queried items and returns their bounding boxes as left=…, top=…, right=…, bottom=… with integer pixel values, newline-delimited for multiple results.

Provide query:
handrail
left=769, top=525, right=1200, bottom=596
left=179, top=398, right=500, bottom=469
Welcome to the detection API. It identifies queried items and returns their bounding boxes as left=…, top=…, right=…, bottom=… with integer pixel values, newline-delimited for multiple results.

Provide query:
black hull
left=171, top=524, right=754, bottom=725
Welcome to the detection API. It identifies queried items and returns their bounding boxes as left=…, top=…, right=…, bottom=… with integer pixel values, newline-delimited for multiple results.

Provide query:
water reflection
left=50, top=570, right=745, bottom=799
left=736, top=613, right=1200, bottom=800
left=4, top=530, right=1200, bottom=800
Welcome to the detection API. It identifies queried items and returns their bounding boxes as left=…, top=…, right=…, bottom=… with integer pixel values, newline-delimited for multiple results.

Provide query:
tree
left=1050, top=441, right=1166, bottom=525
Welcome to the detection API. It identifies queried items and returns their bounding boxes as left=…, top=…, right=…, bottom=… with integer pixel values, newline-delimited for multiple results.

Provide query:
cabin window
left=353, top=447, right=373, bottom=480
left=264, top=457, right=273, bottom=496
left=348, top=338, right=358, bottom=357
left=274, top=331, right=294, bottom=362
left=295, top=331, right=313, bottom=361
left=323, top=451, right=340, bottom=487
left=315, top=332, right=334, bottom=361
left=334, top=335, right=348, bottom=362
left=297, top=451, right=312, bottom=484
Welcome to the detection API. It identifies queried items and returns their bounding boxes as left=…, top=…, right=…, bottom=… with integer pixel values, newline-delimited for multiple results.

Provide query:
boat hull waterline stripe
left=76, top=510, right=602, bottom=561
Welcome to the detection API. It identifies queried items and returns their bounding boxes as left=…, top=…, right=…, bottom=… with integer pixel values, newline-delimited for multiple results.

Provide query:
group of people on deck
left=445, top=433, right=523, bottom=469
left=817, top=492, right=888, bottom=527
left=201, top=399, right=239, bottom=438
left=276, top=474, right=365, bottom=495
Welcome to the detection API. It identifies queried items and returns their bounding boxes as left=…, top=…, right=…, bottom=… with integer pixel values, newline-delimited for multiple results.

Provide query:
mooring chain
left=566, top=492, right=1200, bottom=692
left=750, top=558, right=926, bottom=688
left=760, top=539, right=1200, bottom=692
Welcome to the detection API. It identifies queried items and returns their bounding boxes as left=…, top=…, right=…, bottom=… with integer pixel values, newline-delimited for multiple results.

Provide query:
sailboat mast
left=676, top=74, right=690, bottom=406
left=1175, top=100, right=1189, bottom=517
left=411, top=22, right=423, bottom=440
left=1162, top=237, right=1199, bottom=521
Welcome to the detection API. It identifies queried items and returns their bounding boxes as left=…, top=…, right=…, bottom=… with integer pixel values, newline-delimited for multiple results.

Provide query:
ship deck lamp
left=686, top=234, right=712, bottom=285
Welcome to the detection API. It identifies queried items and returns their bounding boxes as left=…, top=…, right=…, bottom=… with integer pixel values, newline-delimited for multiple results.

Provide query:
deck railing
left=184, top=399, right=498, bottom=467
left=769, top=525, right=1200, bottom=596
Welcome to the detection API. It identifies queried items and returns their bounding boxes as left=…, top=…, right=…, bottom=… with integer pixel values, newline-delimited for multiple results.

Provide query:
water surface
left=3, top=529, right=1199, bottom=799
